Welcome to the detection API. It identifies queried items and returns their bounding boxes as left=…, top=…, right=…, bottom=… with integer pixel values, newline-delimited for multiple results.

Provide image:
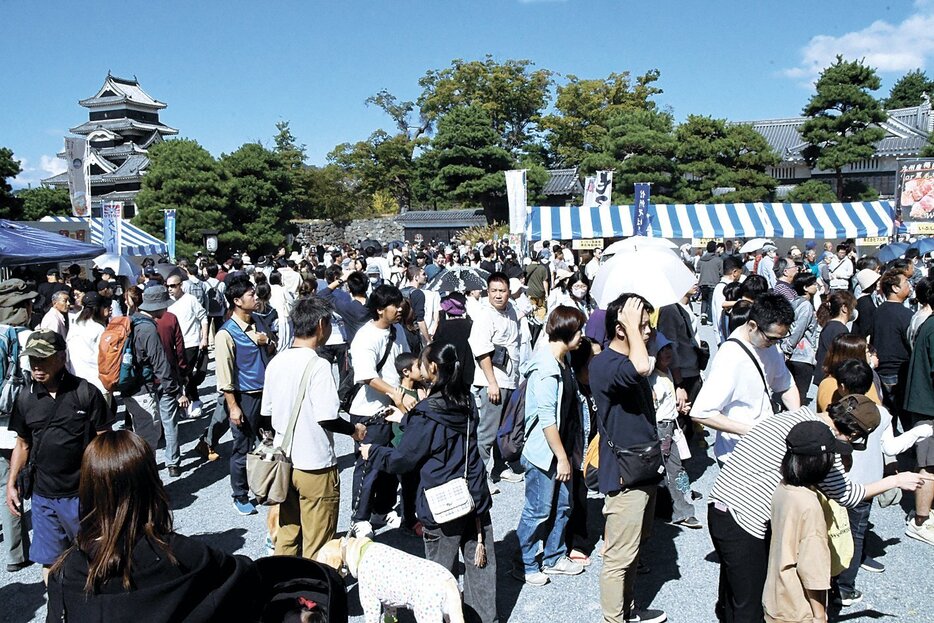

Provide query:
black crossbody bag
left=338, top=327, right=395, bottom=413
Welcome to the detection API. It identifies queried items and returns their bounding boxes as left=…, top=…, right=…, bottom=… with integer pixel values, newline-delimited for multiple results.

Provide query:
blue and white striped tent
left=527, top=201, right=895, bottom=241
left=40, top=216, right=168, bottom=256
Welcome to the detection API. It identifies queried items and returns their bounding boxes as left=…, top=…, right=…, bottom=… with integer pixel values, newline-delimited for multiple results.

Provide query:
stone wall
left=294, top=216, right=404, bottom=245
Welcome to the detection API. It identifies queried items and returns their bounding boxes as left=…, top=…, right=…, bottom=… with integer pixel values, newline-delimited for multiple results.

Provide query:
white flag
left=64, top=137, right=90, bottom=217
left=102, top=202, right=123, bottom=254
left=505, top=170, right=528, bottom=235
left=583, top=171, right=613, bottom=209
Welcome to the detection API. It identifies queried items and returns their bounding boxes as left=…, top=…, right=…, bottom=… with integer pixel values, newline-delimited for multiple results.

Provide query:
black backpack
left=206, top=280, right=226, bottom=316
left=496, top=379, right=532, bottom=463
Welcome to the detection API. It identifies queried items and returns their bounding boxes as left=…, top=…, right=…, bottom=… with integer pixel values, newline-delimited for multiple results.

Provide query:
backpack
left=187, top=278, right=209, bottom=312
left=495, top=379, right=531, bottom=463
left=0, top=325, right=26, bottom=427
left=98, top=316, right=154, bottom=395
left=206, top=279, right=226, bottom=316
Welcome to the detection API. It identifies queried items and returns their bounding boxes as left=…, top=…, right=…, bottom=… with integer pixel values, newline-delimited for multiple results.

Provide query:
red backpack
left=98, top=317, right=133, bottom=393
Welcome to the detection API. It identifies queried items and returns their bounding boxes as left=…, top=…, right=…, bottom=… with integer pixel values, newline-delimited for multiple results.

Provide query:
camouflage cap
left=22, top=330, right=66, bottom=359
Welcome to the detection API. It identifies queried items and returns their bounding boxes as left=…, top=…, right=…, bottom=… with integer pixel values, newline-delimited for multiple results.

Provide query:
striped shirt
left=710, top=407, right=865, bottom=539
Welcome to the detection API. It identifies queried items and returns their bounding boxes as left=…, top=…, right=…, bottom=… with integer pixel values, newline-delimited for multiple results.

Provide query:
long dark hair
left=421, top=342, right=471, bottom=412
left=56, top=430, right=175, bottom=593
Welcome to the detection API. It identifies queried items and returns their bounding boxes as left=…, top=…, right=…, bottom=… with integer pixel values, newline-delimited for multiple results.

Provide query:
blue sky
left=3, top=0, right=933, bottom=188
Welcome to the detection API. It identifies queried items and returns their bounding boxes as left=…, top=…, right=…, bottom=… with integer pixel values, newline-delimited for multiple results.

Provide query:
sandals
left=569, top=550, right=591, bottom=567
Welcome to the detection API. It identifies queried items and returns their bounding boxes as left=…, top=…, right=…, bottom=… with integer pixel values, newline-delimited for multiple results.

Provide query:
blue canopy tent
left=40, top=216, right=168, bottom=256
left=0, top=220, right=106, bottom=267
left=527, top=201, right=896, bottom=241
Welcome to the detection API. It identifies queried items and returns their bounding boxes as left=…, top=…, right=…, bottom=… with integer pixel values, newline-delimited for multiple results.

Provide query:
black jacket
left=47, top=534, right=260, bottom=623
left=368, top=394, right=492, bottom=529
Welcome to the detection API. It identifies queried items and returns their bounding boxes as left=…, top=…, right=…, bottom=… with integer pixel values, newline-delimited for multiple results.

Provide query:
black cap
left=786, top=421, right=852, bottom=456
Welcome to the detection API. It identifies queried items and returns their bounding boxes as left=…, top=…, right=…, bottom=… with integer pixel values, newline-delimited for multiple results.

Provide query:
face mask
left=369, top=277, right=380, bottom=285
left=572, top=286, right=588, bottom=299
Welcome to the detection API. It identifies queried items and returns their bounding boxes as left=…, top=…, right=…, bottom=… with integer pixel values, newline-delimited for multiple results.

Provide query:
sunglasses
left=758, top=327, right=790, bottom=345
left=167, top=283, right=182, bottom=288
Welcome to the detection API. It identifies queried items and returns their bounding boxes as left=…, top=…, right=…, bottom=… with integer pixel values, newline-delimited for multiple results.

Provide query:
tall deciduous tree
left=15, top=187, right=71, bottom=221
left=582, top=108, right=678, bottom=203
left=135, top=139, right=230, bottom=259
left=219, top=143, right=293, bottom=254
left=800, top=56, right=887, bottom=200
left=427, top=105, right=515, bottom=222
left=540, top=70, right=663, bottom=167
left=884, top=69, right=934, bottom=108
left=329, top=130, right=416, bottom=212
left=0, top=147, right=23, bottom=219
left=291, top=164, right=358, bottom=221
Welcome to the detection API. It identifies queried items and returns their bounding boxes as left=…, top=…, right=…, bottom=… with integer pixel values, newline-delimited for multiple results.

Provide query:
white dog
left=316, top=536, right=464, bottom=623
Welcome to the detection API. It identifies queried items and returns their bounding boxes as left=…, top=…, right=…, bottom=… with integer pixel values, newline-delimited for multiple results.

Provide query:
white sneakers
left=187, top=400, right=203, bottom=419
left=905, top=515, right=934, bottom=546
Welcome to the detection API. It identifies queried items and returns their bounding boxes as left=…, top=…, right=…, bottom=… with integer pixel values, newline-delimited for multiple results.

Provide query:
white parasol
left=603, top=236, right=678, bottom=258
left=738, top=238, right=773, bottom=253
left=93, top=253, right=140, bottom=278
left=591, top=247, right=697, bottom=309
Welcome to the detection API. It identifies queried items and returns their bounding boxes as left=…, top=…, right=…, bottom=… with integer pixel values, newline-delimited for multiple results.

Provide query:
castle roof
left=79, top=74, right=166, bottom=110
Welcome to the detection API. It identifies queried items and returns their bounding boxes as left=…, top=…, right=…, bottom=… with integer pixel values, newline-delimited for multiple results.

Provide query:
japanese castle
left=43, top=73, right=177, bottom=217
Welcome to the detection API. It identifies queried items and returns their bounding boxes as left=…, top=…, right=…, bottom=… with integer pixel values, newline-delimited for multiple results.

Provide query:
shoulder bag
left=246, top=355, right=317, bottom=506
left=423, top=414, right=476, bottom=524
left=727, top=337, right=781, bottom=413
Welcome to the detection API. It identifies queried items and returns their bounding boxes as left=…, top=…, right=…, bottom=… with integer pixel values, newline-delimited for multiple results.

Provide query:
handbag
left=693, top=340, right=710, bottom=371
left=604, top=437, right=664, bottom=487
left=490, top=344, right=509, bottom=371
left=15, top=388, right=58, bottom=502
left=246, top=356, right=317, bottom=506
left=423, top=414, right=475, bottom=524
left=815, top=490, right=854, bottom=576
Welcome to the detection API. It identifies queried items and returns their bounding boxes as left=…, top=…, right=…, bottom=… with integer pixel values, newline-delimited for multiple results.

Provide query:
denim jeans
left=515, top=456, right=572, bottom=573
left=657, top=420, right=695, bottom=523
left=124, top=389, right=162, bottom=453
left=836, top=500, right=872, bottom=594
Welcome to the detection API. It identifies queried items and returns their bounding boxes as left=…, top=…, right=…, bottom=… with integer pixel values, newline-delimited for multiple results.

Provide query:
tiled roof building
left=42, top=74, right=177, bottom=217
left=740, top=97, right=932, bottom=197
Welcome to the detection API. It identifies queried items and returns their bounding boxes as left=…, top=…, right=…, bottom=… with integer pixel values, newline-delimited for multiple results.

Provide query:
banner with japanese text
left=164, top=209, right=176, bottom=261
left=505, top=169, right=528, bottom=235
left=633, top=183, right=651, bottom=236
left=64, top=137, right=90, bottom=217
left=102, top=202, right=123, bottom=254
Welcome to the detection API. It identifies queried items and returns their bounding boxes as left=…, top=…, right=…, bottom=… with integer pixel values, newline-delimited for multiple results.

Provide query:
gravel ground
left=1, top=323, right=931, bottom=622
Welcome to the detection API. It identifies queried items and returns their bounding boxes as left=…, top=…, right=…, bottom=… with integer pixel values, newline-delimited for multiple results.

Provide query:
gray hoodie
left=697, top=252, right=723, bottom=286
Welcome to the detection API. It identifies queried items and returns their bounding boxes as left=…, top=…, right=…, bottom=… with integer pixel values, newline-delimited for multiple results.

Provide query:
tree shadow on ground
left=163, top=440, right=232, bottom=511
left=496, top=530, right=523, bottom=623
left=0, top=580, right=46, bottom=623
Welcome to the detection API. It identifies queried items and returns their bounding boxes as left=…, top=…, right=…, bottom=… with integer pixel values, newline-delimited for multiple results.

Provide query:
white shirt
left=66, top=319, right=107, bottom=397
left=349, top=321, right=409, bottom=416
left=585, top=258, right=600, bottom=281
left=691, top=329, right=792, bottom=463
left=423, top=289, right=441, bottom=337
left=468, top=299, right=521, bottom=389
left=261, top=348, right=340, bottom=470
left=650, top=369, right=679, bottom=422
left=367, top=255, right=392, bottom=281
left=711, top=277, right=732, bottom=343
left=168, top=293, right=207, bottom=349
left=279, top=267, right=302, bottom=294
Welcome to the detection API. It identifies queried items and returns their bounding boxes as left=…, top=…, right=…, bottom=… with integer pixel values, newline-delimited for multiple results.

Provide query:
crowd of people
left=0, top=234, right=932, bottom=622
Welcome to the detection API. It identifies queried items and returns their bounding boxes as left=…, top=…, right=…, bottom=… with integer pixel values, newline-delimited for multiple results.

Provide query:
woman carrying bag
left=361, top=342, right=497, bottom=623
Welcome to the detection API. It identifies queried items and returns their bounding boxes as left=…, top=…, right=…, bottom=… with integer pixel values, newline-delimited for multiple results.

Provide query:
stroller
left=257, top=556, right=349, bottom=623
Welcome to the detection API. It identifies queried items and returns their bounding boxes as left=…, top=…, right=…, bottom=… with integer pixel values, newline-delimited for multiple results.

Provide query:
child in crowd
left=763, top=421, right=840, bottom=623
left=394, top=352, right=427, bottom=535
left=649, top=333, right=700, bottom=529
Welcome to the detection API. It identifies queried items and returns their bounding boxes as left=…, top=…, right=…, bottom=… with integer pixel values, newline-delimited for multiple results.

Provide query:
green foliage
left=416, top=56, right=553, bottom=153
left=273, top=121, right=306, bottom=170
left=291, top=164, right=358, bottom=220
left=674, top=116, right=778, bottom=202
left=457, top=222, right=509, bottom=246
left=218, top=143, right=293, bottom=254
left=540, top=70, right=663, bottom=166
left=884, top=69, right=934, bottom=108
left=427, top=105, right=516, bottom=222
left=0, top=147, right=23, bottom=219
left=922, top=136, right=934, bottom=158
left=800, top=56, right=887, bottom=200
left=329, top=130, right=416, bottom=212
left=135, top=139, right=230, bottom=259
left=582, top=108, right=678, bottom=203
left=785, top=179, right=838, bottom=202
left=15, top=187, right=71, bottom=221
left=841, top=180, right=879, bottom=201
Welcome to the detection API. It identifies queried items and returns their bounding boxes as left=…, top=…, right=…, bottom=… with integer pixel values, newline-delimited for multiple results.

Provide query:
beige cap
left=855, top=268, right=881, bottom=291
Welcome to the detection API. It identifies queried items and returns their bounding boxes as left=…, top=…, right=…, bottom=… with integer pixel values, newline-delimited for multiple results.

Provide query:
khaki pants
left=276, top=465, right=340, bottom=559
left=600, top=485, right=656, bottom=623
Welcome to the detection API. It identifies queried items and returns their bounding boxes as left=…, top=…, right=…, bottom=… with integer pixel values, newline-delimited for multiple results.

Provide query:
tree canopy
left=884, top=69, right=934, bottom=109
left=15, top=187, right=71, bottom=221
left=0, top=147, right=23, bottom=220
left=800, top=56, right=887, bottom=200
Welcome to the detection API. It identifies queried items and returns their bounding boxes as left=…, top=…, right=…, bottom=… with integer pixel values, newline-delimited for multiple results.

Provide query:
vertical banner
left=102, top=201, right=123, bottom=254
left=64, top=137, right=90, bottom=217
left=164, top=209, right=177, bottom=262
left=633, top=182, right=651, bottom=236
left=583, top=171, right=613, bottom=209
left=505, top=169, right=528, bottom=235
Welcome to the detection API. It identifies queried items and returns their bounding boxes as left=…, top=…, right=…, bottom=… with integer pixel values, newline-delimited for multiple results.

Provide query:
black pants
left=566, top=468, right=589, bottom=553
left=786, top=361, right=814, bottom=407
left=700, top=285, right=715, bottom=323
left=350, top=414, right=398, bottom=522
left=708, top=503, right=770, bottom=623
left=226, top=391, right=267, bottom=500
left=183, top=346, right=204, bottom=401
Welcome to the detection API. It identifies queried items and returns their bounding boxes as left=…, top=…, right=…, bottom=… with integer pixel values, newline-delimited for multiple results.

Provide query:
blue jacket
left=521, top=347, right=564, bottom=471
left=367, top=394, right=492, bottom=530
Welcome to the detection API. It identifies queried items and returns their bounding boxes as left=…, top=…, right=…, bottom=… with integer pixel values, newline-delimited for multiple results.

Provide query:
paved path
left=1, top=324, right=931, bottom=622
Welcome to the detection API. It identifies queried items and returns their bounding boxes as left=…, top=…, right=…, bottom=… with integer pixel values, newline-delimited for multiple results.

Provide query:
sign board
left=856, top=236, right=890, bottom=246
left=910, top=221, right=934, bottom=235
left=897, top=159, right=934, bottom=233
left=691, top=237, right=723, bottom=247
left=572, top=238, right=604, bottom=250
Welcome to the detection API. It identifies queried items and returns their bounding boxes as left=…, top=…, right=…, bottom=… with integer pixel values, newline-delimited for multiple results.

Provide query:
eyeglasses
left=167, top=283, right=182, bottom=288
left=758, top=327, right=790, bottom=344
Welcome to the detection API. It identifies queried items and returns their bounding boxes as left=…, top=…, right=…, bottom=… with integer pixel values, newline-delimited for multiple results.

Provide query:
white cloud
left=11, top=154, right=66, bottom=189
left=784, top=6, right=934, bottom=84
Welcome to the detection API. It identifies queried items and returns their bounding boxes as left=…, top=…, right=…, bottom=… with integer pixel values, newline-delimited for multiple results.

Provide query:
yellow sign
left=856, top=236, right=890, bottom=246
left=691, top=238, right=723, bottom=247
left=572, top=238, right=604, bottom=250
left=910, top=222, right=934, bottom=235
